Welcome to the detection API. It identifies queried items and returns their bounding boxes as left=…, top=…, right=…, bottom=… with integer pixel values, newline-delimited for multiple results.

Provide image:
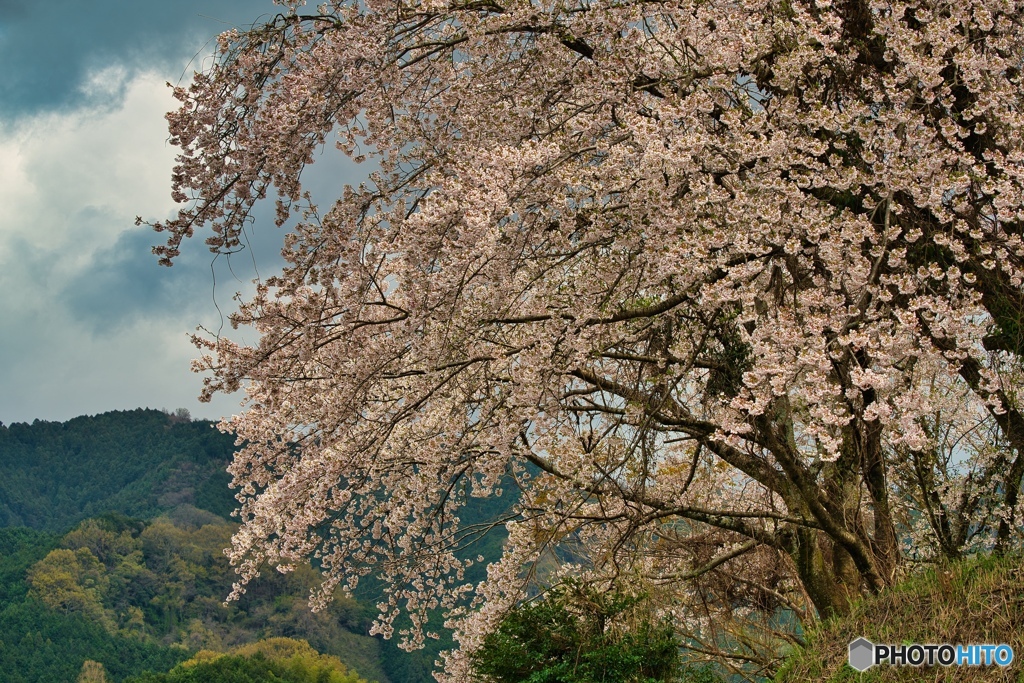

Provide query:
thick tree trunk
left=784, top=527, right=863, bottom=619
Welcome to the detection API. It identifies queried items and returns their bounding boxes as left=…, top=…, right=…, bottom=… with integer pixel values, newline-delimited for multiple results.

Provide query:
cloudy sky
left=0, top=1, right=364, bottom=425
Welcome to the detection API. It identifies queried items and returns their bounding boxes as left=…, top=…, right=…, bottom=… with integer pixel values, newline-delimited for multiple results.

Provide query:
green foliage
left=0, top=409, right=238, bottom=531
left=0, top=512, right=386, bottom=682
left=469, top=582, right=684, bottom=683
left=0, top=598, right=188, bottom=683
left=0, top=409, right=517, bottom=683
left=0, top=527, right=187, bottom=682
left=27, top=546, right=110, bottom=625
left=676, top=668, right=726, bottom=683
left=0, top=527, right=59, bottom=608
left=126, top=638, right=370, bottom=683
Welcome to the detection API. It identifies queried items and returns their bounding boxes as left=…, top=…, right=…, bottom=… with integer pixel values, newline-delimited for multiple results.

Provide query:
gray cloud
left=0, top=0, right=272, bottom=119
left=62, top=220, right=208, bottom=330
left=0, top=1, right=373, bottom=425
left=61, top=206, right=299, bottom=333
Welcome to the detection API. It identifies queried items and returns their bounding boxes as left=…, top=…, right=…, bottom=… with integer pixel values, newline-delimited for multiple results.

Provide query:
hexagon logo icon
left=849, top=637, right=875, bottom=672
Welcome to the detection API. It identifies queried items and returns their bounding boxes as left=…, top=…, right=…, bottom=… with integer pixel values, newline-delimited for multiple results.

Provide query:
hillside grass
left=776, top=553, right=1024, bottom=682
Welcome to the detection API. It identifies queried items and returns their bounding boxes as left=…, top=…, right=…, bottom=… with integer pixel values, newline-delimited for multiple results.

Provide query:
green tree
left=27, top=547, right=110, bottom=625
left=470, top=582, right=690, bottom=683
left=77, top=659, right=110, bottom=683
left=64, top=518, right=139, bottom=568
left=127, top=638, right=370, bottom=683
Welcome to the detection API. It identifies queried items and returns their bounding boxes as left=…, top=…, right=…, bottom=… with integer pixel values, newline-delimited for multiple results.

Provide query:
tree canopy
left=468, top=581, right=694, bottom=683
left=127, top=638, right=369, bottom=683
left=0, top=515, right=387, bottom=683
left=149, top=0, right=1024, bottom=677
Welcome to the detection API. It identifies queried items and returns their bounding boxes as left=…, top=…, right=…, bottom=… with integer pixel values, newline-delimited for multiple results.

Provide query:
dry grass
left=775, top=554, right=1024, bottom=682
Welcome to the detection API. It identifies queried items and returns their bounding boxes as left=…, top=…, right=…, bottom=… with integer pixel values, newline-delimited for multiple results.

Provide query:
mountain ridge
left=0, top=408, right=237, bottom=531
left=0, top=408, right=510, bottom=683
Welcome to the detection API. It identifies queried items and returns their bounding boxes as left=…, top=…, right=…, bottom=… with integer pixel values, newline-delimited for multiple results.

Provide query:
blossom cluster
left=151, top=0, right=1024, bottom=675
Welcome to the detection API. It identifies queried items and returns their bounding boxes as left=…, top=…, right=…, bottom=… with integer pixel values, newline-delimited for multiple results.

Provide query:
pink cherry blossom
left=147, top=0, right=1024, bottom=675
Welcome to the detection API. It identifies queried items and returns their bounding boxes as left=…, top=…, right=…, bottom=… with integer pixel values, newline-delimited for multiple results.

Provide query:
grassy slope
left=776, top=553, right=1024, bottom=682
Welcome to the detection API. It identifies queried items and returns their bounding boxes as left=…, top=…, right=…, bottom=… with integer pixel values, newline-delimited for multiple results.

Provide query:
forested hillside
left=0, top=409, right=236, bottom=529
left=0, top=512, right=388, bottom=682
left=0, top=410, right=510, bottom=683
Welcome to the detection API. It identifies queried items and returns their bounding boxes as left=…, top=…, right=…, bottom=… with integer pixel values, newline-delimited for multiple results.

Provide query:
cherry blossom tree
left=147, top=0, right=1024, bottom=675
